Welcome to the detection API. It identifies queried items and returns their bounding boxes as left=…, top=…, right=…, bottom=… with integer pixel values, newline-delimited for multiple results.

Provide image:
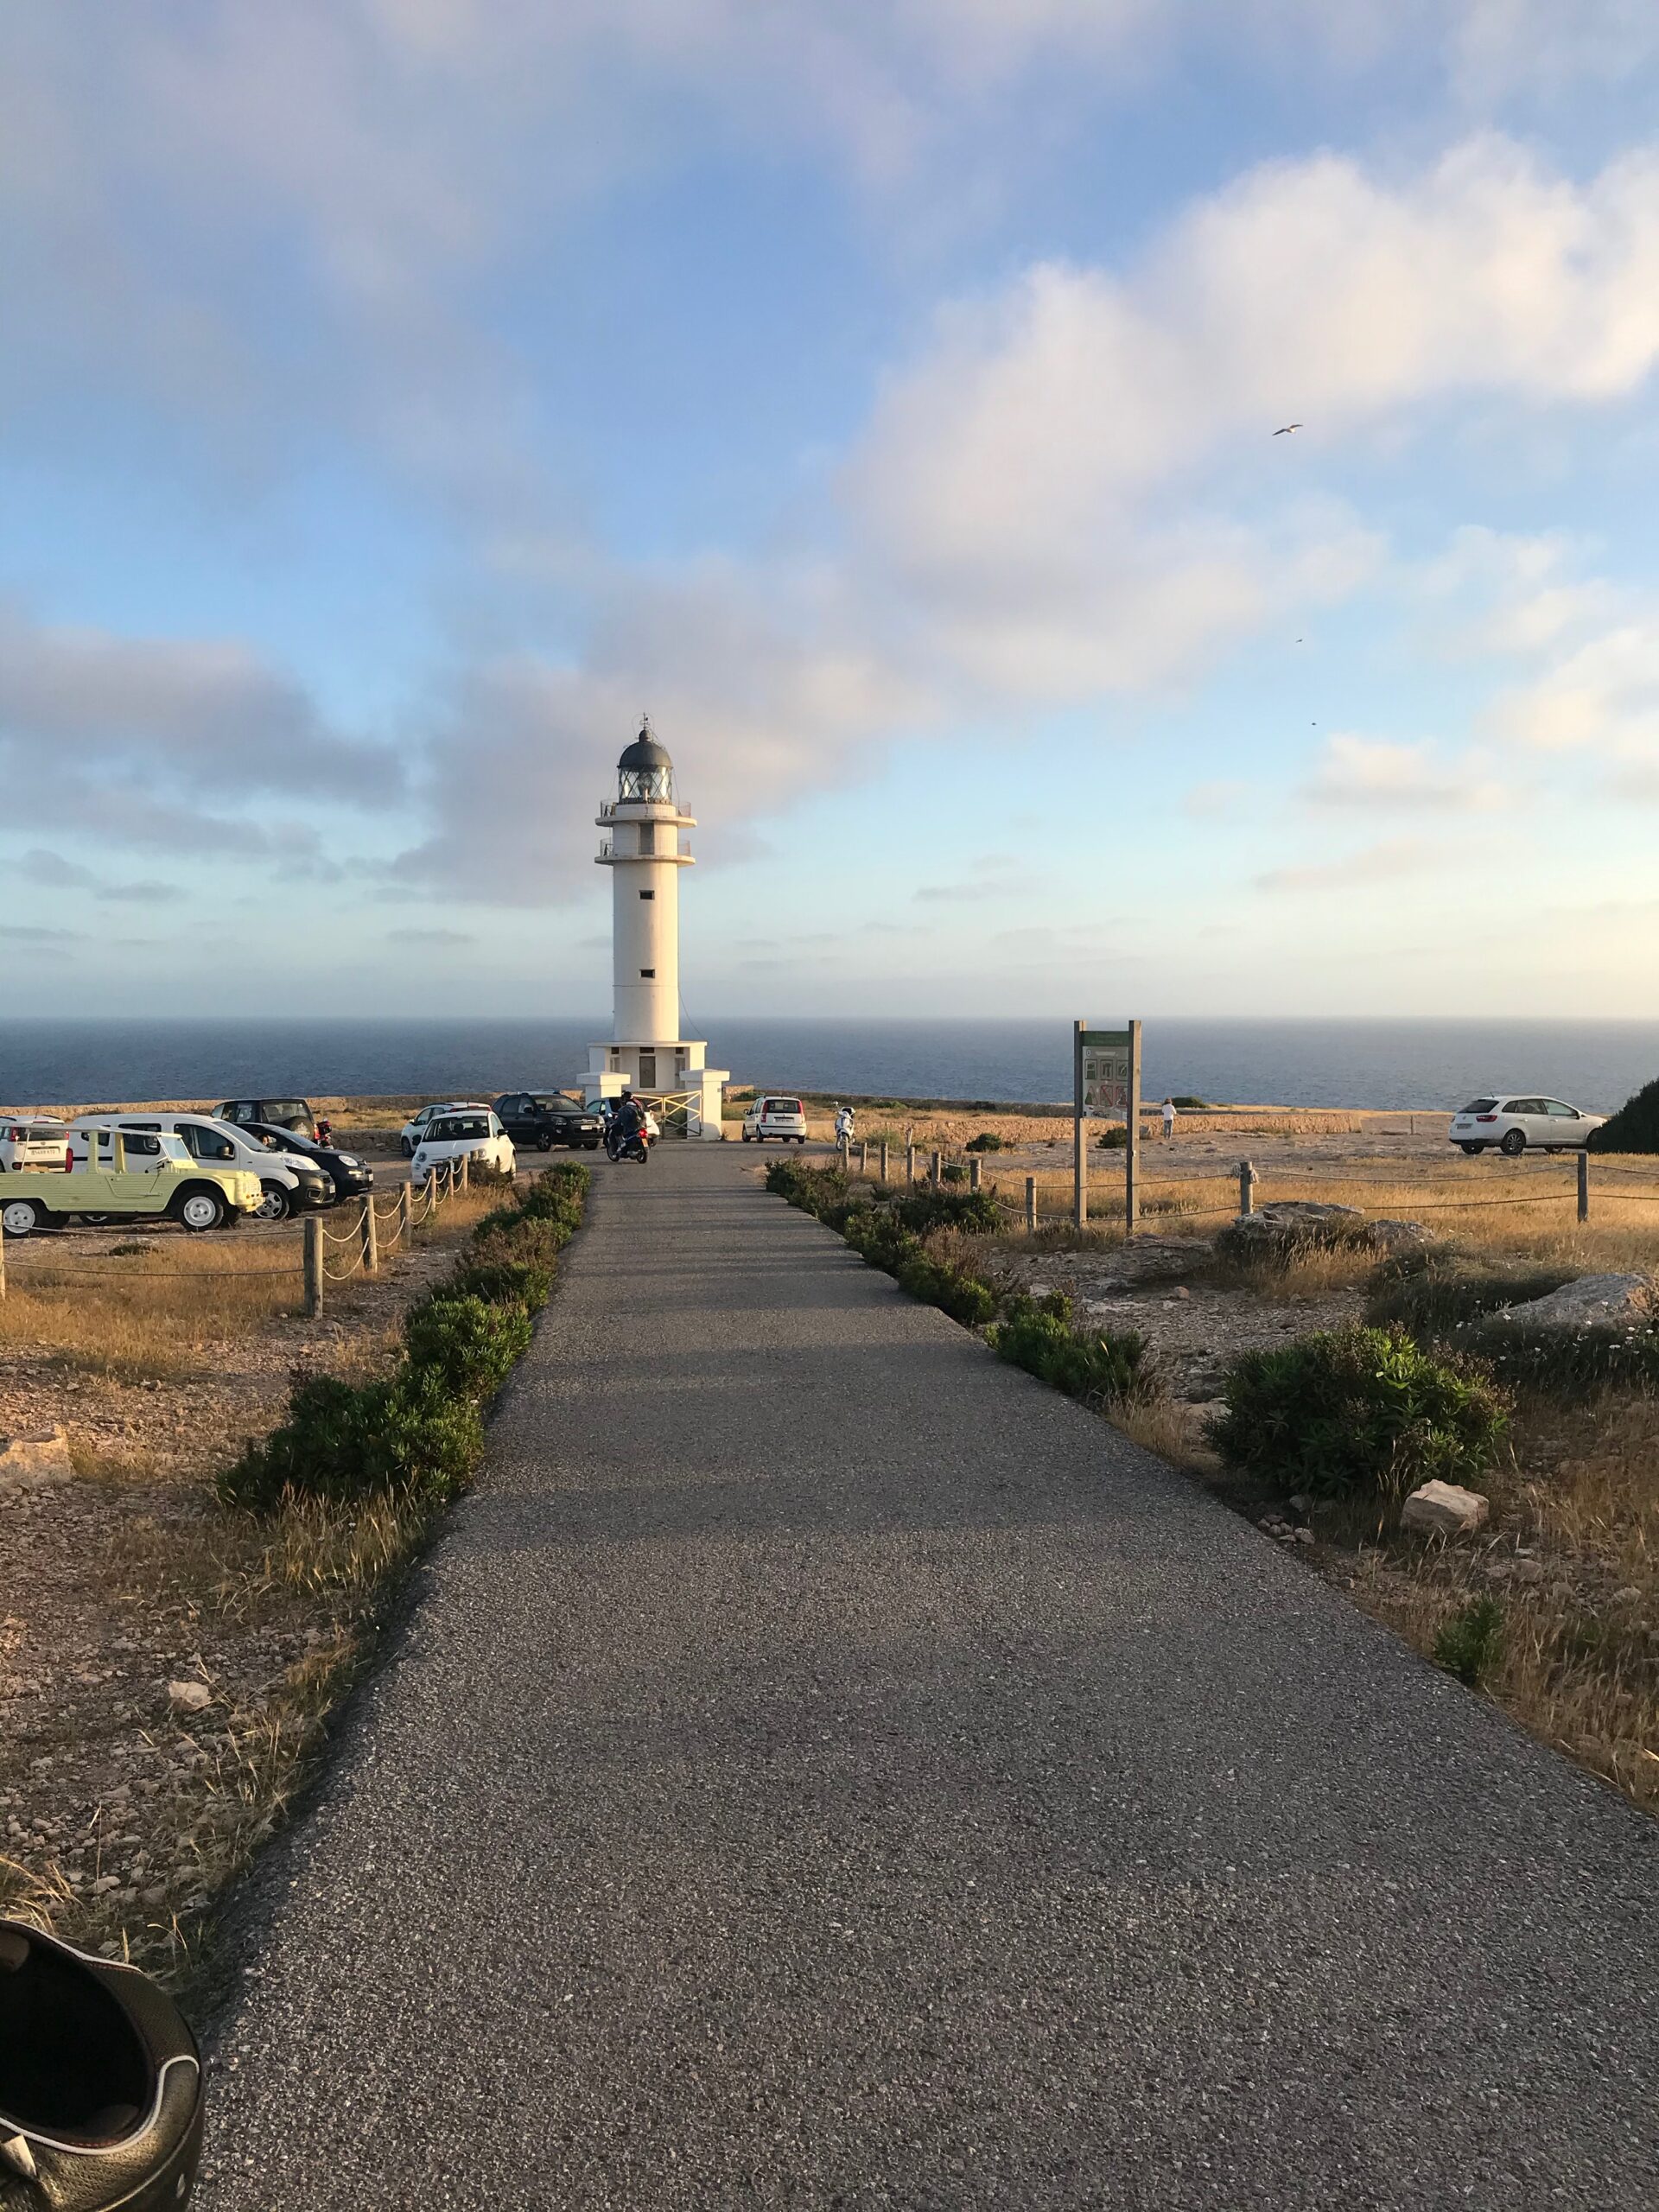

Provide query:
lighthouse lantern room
left=578, top=721, right=728, bottom=1137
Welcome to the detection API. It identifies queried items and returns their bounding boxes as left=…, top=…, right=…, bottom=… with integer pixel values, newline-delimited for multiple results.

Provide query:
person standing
left=1161, top=1097, right=1177, bottom=1143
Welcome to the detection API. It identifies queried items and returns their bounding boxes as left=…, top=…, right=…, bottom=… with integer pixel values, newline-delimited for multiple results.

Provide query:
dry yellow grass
left=2, top=1239, right=307, bottom=1376
left=1349, top=1391, right=1659, bottom=1817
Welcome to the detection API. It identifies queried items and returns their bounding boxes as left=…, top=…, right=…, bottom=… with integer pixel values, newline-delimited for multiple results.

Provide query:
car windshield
left=431, top=1116, right=489, bottom=1141
left=764, top=1099, right=803, bottom=1115
left=263, top=1101, right=308, bottom=1122
left=155, top=1135, right=192, bottom=1163
left=1460, top=1098, right=1499, bottom=1113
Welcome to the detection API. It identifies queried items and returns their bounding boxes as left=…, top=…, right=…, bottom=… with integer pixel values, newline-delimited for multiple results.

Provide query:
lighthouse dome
left=617, top=719, right=675, bottom=803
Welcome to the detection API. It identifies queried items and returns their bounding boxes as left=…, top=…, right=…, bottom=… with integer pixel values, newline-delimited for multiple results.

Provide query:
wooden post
left=906, top=1143, right=917, bottom=1185
left=930, top=1149, right=942, bottom=1188
left=1125, top=1017, right=1141, bottom=1239
left=1025, top=1175, right=1038, bottom=1233
left=360, top=1193, right=378, bottom=1274
left=1578, top=1149, right=1590, bottom=1224
left=879, top=1141, right=890, bottom=1182
left=461, top=1151, right=470, bottom=1192
left=398, top=1180, right=411, bottom=1249
left=1238, top=1160, right=1257, bottom=1217
left=0, top=1226, right=6, bottom=1302
left=303, top=1216, right=323, bottom=1317
left=1072, top=1017, right=1087, bottom=1231
left=855, top=1140, right=867, bottom=1174
left=969, top=1156, right=982, bottom=1192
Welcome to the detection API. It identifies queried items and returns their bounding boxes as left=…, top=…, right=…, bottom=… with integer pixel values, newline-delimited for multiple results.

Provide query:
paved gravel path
left=202, top=1143, right=1658, bottom=2210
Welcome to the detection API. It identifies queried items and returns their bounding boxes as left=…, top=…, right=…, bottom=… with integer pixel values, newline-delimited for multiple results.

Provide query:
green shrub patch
left=1208, top=1324, right=1508, bottom=1500
left=964, top=1132, right=1005, bottom=1153
left=989, top=1294, right=1155, bottom=1408
left=1586, top=1074, right=1659, bottom=1155
left=1433, top=1595, right=1506, bottom=1687
left=404, top=1292, right=532, bottom=1397
left=219, top=1163, right=588, bottom=1516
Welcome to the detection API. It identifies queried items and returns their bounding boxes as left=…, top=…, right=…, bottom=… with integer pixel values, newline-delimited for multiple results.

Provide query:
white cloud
left=0, top=603, right=393, bottom=798
left=844, top=138, right=1659, bottom=704
left=1303, top=734, right=1510, bottom=812
left=1255, top=836, right=1442, bottom=893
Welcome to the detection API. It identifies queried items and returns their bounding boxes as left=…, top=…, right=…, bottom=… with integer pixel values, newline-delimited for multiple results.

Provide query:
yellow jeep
left=0, top=1129, right=263, bottom=1238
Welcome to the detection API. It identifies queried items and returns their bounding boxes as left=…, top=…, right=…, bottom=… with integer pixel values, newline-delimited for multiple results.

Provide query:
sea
left=4, top=1017, right=1657, bottom=1115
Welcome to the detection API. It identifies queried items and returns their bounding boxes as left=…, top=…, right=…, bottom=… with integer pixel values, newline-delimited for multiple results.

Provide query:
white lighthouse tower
left=579, top=720, right=728, bottom=1138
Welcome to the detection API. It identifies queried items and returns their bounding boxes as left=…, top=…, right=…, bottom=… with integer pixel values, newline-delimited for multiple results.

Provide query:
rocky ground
left=992, top=1231, right=1365, bottom=1407
left=0, top=1190, right=498, bottom=1981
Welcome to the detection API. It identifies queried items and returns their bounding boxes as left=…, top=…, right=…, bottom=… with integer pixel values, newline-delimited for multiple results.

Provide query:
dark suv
left=492, top=1093, right=604, bottom=1152
left=217, top=1096, right=319, bottom=1140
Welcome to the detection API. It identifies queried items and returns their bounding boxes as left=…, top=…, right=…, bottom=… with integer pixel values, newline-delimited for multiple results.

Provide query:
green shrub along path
left=200, top=1142, right=1657, bottom=2210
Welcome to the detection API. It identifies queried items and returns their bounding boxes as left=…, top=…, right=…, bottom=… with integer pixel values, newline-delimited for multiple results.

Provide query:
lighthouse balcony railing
left=596, top=837, right=693, bottom=861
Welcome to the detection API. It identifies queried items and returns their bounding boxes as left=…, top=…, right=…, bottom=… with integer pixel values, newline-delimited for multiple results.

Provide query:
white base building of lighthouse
left=576, top=721, right=728, bottom=1137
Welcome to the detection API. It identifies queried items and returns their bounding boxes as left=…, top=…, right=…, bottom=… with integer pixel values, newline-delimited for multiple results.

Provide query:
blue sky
left=5, top=0, right=1659, bottom=1020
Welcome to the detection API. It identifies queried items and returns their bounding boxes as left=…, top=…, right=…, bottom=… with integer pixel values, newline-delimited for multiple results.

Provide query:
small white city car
left=410, top=1109, right=515, bottom=1185
left=1449, top=1094, right=1606, bottom=1156
left=741, top=1095, right=808, bottom=1143
left=400, top=1102, right=488, bottom=1156
left=0, top=1116, right=69, bottom=1173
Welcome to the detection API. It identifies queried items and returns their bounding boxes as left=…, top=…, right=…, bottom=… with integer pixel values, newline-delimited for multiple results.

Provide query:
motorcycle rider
left=607, top=1088, right=646, bottom=1160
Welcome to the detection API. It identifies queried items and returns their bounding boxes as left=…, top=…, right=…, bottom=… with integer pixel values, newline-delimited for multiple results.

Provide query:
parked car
left=0, top=1115, right=70, bottom=1173
left=216, top=1096, right=320, bottom=1140
left=242, top=1121, right=373, bottom=1203
left=400, top=1102, right=487, bottom=1157
left=1, top=1130, right=263, bottom=1237
left=492, top=1092, right=605, bottom=1152
left=741, top=1095, right=808, bottom=1143
left=410, top=1109, right=514, bottom=1186
left=68, top=1114, right=331, bottom=1219
left=1449, top=1095, right=1606, bottom=1156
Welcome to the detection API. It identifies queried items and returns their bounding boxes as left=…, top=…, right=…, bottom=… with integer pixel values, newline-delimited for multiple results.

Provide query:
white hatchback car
left=741, top=1095, right=808, bottom=1144
left=400, top=1101, right=488, bottom=1156
left=0, top=1115, right=69, bottom=1173
left=1449, top=1094, right=1605, bottom=1156
left=410, top=1109, right=515, bottom=1185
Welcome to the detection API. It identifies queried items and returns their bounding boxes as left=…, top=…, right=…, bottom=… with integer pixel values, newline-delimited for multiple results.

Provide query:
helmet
left=620, top=1087, right=633, bottom=1099
left=0, top=1919, right=204, bottom=2209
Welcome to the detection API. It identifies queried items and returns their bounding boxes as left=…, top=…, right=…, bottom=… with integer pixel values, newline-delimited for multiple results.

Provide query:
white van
left=67, top=1115, right=332, bottom=1221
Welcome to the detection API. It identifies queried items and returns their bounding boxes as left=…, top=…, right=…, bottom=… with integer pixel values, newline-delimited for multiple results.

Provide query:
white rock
left=1492, top=1273, right=1653, bottom=1332
left=1401, top=1480, right=1490, bottom=1537
left=0, top=1425, right=72, bottom=1487
left=167, top=1680, right=213, bottom=1714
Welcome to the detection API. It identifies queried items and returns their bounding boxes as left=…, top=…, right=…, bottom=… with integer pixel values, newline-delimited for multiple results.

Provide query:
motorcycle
left=606, top=1122, right=650, bottom=1166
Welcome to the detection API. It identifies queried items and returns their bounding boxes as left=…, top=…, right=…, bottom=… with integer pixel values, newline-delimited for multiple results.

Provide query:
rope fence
left=0, top=1154, right=479, bottom=1313
left=835, top=1136, right=1659, bottom=1241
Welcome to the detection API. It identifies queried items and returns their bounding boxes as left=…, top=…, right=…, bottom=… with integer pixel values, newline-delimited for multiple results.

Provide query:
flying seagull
left=1273, top=423, right=1302, bottom=435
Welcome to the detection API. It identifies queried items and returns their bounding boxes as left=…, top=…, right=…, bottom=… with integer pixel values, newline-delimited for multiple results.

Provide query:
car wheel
left=175, top=1187, right=226, bottom=1233
left=537, top=1132, right=553, bottom=1152
left=2, top=1196, right=46, bottom=1238
left=401, top=1137, right=415, bottom=1157
left=1499, top=1128, right=1526, bottom=1156
left=257, top=1181, right=292, bottom=1221
left=1458, top=1143, right=1484, bottom=1155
